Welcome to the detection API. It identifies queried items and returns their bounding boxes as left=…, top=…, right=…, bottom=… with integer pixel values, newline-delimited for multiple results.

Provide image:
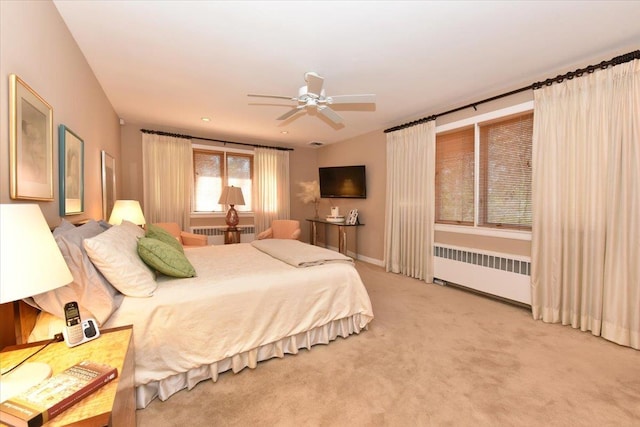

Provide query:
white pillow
left=84, top=220, right=157, bottom=297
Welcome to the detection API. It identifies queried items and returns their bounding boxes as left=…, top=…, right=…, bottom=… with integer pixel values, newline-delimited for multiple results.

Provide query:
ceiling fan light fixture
left=248, top=72, right=375, bottom=125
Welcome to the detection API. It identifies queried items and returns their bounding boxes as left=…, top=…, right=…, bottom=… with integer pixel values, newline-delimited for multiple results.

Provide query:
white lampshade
left=108, top=200, right=146, bottom=225
left=218, top=186, right=245, bottom=206
left=0, top=204, right=73, bottom=304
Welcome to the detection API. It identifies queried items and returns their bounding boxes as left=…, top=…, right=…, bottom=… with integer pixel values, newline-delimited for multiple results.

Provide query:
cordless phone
left=64, top=301, right=83, bottom=345
left=62, top=301, right=100, bottom=347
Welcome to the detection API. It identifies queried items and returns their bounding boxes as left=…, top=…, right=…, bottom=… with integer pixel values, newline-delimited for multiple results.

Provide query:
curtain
left=531, top=59, right=639, bottom=349
left=142, top=133, right=193, bottom=230
left=384, top=121, right=436, bottom=282
left=253, top=147, right=290, bottom=234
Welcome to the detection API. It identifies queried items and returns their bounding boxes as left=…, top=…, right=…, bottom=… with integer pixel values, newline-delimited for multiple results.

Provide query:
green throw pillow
left=145, top=224, right=184, bottom=253
left=137, top=237, right=196, bottom=278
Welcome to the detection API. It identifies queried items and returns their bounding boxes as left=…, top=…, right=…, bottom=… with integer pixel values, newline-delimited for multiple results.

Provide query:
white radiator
left=190, top=226, right=256, bottom=245
left=433, top=244, right=531, bottom=305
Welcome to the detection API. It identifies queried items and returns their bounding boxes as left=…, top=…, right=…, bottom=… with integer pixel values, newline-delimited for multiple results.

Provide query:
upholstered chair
left=153, top=222, right=208, bottom=247
left=256, top=220, right=301, bottom=240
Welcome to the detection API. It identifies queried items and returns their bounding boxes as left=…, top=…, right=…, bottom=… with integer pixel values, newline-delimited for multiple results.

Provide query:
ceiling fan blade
left=277, top=106, right=305, bottom=121
left=327, top=94, right=376, bottom=104
left=305, top=72, right=324, bottom=97
left=248, top=94, right=295, bottom=101
left=318, top=106, right=343, bottom=124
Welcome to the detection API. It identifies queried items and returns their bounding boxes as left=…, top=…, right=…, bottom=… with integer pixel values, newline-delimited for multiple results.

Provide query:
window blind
left=478, top=112, right=533, bottom=229
left=435, top=126, right=474, bottom=224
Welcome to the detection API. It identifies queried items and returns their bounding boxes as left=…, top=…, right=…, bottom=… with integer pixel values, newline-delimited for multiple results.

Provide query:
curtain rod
left=384, top=50, right=640, bottom=134
left=140, top=129, right=294, bottom=151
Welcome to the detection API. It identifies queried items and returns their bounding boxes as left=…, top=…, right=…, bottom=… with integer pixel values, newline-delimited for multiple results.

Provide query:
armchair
left=257, top=220, right=301, bottom=240
left=153, top=222, right=207, bottom=247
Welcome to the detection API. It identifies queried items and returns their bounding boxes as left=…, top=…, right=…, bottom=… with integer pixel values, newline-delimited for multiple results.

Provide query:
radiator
left=433, top=244, right=531, bottom=305
left=190, top=226, right=256, bottom=245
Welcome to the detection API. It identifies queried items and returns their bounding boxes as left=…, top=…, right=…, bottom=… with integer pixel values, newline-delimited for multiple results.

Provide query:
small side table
left=224, top=228, right=241, bottom=244
left=0, top=325, right=136, bottom=426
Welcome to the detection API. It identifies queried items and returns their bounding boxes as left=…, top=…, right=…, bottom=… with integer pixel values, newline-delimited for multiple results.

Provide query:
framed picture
left=101, top=151, right=116, bottom=221
left=59, top=125, right=84, bottom=215
left=346, top=209, right=359, bottom=225
left=9, top=74, right=54, bottom=200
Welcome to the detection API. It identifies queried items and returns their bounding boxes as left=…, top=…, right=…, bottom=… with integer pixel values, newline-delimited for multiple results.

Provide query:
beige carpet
left=137, top=261, right=639, bottom=426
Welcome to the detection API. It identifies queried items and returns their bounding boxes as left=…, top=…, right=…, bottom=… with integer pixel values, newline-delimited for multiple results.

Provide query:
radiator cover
left=190, top=226, right=255, bottom=245
left=433, top=244, right=531, bottom=305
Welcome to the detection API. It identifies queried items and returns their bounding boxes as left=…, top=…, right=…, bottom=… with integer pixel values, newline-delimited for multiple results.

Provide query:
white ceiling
left=53, top=1, right=640, bottom=148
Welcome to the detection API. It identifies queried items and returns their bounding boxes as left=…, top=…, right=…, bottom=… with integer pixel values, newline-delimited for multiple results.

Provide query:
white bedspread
left=101, top=243, right=373, bottom=389
left=251, top=238, right=353, bottom=267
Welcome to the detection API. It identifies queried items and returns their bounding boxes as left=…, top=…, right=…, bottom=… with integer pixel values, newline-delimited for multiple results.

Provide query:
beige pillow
left=84, top=220, right=157, bottom=297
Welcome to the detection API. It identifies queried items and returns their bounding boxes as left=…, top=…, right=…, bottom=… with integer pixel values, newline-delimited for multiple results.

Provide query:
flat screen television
left=319, top=165, right=366, bottom=199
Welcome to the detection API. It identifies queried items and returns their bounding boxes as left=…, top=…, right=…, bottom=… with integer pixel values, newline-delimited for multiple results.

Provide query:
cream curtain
left=253, top=147, right=290, bottom=235
left=531, top=59, right=640, bottom=349
left=142, top=133, right=193, bottom=230
left=384, top=121, right=436, bottom=281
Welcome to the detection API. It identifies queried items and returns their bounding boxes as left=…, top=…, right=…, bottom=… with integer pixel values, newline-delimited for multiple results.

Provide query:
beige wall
left=316, top=130, right=387, bottom=263
left=0, top=0, right=120, bottom=226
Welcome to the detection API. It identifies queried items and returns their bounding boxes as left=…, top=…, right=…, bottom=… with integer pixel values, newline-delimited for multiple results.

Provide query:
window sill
left=435, top=223, right=531, bottom=241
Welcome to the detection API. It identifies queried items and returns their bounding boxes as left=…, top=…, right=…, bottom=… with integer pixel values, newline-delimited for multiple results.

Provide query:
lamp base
left=225, top=205, right=239, bottom=230
left=0, top=362, right=52, bottom=402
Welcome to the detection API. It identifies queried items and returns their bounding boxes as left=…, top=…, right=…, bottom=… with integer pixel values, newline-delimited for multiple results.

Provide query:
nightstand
left=224, top=228, right=241, bottom=244
left=1, top=325, right=135, bottom=426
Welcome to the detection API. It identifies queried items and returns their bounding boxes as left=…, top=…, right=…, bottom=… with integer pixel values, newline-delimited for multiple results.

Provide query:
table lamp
left=108, top=200, right=146, bottom=226
left=0, top=204, right=73, bottom=402
left=218, top=186, right=245, bottom=230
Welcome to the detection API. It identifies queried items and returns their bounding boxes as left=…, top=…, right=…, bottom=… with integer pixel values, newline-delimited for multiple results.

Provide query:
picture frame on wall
left=59, top=125, right=84, bottom=215
left=101, top=150, right=116, bottom=221
left=9, top=74, right=54, bottom=201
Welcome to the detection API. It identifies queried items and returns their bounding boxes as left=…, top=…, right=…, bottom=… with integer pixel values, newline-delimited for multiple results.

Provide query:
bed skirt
left=136, top=313, right=368, bottom=409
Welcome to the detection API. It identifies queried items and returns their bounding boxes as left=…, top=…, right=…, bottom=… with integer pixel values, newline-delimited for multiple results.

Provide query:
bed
left=26, top=220, right=374, bottom=409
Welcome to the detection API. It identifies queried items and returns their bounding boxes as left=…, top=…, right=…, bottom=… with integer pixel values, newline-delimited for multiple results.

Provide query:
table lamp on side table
left=108, top=199, right=146, bottom=226
left=0, top=204, right=73, bottom=402
left=218, top=186, right=245, bottom=230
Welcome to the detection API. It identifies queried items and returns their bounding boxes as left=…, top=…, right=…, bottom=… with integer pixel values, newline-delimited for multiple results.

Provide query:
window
left=193, top=149, right=253, bottom=212
left=435, top=105, right=532, bottom=231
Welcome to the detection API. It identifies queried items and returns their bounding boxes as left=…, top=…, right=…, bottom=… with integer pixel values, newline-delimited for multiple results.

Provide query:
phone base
left=62, top=318, right=100, bottom=347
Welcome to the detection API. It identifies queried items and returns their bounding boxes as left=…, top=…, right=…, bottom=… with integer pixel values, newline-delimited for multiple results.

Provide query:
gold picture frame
left=9, top=74, right=54, bottom=201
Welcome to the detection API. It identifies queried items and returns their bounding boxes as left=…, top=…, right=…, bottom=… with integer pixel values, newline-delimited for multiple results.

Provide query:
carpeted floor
left=137, top=261, right=639, bottom=426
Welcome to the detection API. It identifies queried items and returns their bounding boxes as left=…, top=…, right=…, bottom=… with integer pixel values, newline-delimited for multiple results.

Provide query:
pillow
left=53, top=218, right=76, bottom=236
left=32, top=220, right=123, bottom=325
left=145, top=223, right=184, bottom=253
left=137, top=237, right=196, bottom=278
left=84, top=220, right=157, bottom=297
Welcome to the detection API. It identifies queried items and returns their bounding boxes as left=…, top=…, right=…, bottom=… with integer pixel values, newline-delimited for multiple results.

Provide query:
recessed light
left=280, top=131, right=289, bottom=134
left=201, top=117, right=211, bottom=122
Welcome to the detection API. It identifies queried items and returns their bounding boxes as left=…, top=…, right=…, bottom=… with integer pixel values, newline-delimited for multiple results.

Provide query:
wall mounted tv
left=319, top=165, right=366, bottom=199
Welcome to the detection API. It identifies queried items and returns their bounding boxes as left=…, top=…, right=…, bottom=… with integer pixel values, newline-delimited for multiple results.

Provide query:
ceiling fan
left=248, top=72, right=376, bottom=125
